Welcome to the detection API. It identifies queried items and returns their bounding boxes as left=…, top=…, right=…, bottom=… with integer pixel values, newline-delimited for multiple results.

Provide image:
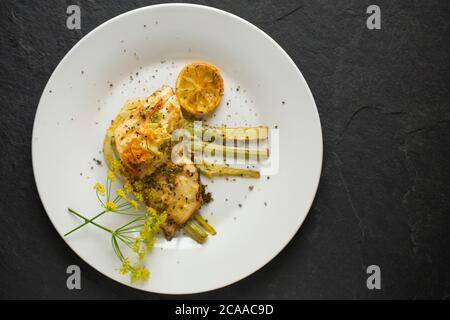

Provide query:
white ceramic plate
left=32, top=4, right=322, bottom=294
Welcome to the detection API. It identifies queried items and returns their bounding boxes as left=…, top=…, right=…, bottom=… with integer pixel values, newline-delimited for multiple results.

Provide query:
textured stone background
left=0, top=0, right=449, bottom=299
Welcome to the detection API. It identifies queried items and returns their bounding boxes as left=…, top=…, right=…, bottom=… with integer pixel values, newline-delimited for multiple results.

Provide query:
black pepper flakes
left=93, top=158, right=102, bottom=166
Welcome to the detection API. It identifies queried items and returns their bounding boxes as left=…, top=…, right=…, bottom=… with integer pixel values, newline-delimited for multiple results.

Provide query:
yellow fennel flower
left=140, top=224, right=154, bottom=244
left=132, top=238, right=141, bottom=253
left=146, top=206, right=157, bottom=217
left=131, top=264, right=150, bottom=283
left=138, top=266, right=150, bottom=281
left=134, top=192, right=144, bottom=202
left=105, top=201, right=117, bottom=211
left=119, top=258, right=131, bottom=275
left=155, top=211, right=168, bottom=229
left=133, top=181, right=143, bottom=192
left=140, top=223, right=150, bottom=241
left=128, top=199, right=138, bottom=209
left=111, top=159, right=122, bottom=172
left=146, top=188, right=158, bottom=201
left=145, top=235, right=155, bottom=250
left=93, top=182, right=105, bottom=195
left=138, top=248, right=147, bottom=260
left=124, top=181, right=133, bottom=193
left=116, top=188, right=126, bottom=199
left=107, top=170, right=115, bottom=182
left=142, top=210, right=165, bottom=235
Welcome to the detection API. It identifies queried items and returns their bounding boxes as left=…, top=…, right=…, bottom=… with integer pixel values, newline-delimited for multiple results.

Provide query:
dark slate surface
left=0, top=0, right=449, bottom=299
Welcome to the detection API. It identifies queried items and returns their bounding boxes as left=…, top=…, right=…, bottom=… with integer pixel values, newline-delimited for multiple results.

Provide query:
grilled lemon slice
left=175, top=61, right=224, bottom=115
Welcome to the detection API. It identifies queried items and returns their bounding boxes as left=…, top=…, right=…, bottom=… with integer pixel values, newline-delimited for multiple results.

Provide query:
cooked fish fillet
left=111, top=85, right=184, bottom=179
left=106, top=85, right=203, bottom=239
left=144, top=161, right=202, bottom=239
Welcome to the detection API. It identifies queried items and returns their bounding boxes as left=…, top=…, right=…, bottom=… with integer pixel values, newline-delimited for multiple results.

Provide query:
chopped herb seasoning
left=200, top=184, right=213, bottom=204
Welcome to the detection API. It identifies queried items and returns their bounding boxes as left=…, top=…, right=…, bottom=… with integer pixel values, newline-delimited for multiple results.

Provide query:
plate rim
left=31, top=3, right=323, bottom=294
